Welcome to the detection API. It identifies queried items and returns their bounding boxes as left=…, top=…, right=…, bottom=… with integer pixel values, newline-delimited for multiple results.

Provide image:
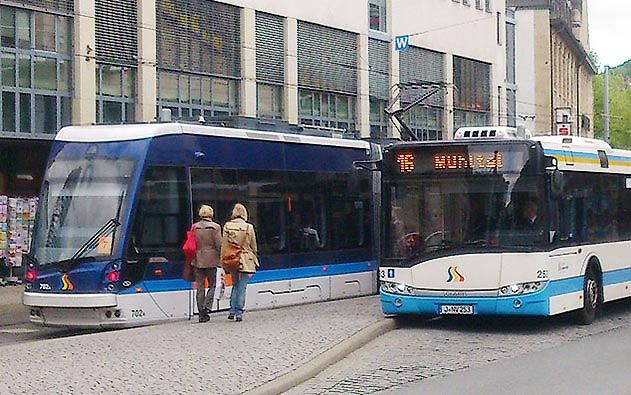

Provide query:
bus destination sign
left=393, top=145, right=528, bottom=175
left=433, top=152, right=504, bottom=170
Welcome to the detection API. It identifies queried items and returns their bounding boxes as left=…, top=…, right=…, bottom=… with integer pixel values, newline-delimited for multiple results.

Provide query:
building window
left=453, top=56, right=491, bottom=131
left=368, top=0, right=387, bottom=32
left=370, top=98, right=388, bottom=139
left=96, top=64, right=135, bottom=124
left=463, top=0, right=470, bottom=6
left=496, top=12, right=502, bottom=45
left=403, top=105, right=443, bottom=141
left=507, top=88, right=517, bottom=127
left=256, top=12, right=284, bottom=120
left=299, top=90, right=356, bottom=133
left=257, top=83, right=283, bottom=120
left=157, top=70, right=238, bottom=119
left=476, top=0, right=483, bottom=10
left=0, top=6, right=72, bottom=136
left=485, top=0, right=492, bottom=13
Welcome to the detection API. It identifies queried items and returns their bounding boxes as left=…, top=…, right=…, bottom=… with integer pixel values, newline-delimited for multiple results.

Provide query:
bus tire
left=578, top=264, right=601, bottom=325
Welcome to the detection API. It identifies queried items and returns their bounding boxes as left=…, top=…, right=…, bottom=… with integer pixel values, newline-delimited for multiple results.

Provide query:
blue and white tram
left=24, top=123, right=379, bottom=328
left=380, top=128, right=631, bottom=324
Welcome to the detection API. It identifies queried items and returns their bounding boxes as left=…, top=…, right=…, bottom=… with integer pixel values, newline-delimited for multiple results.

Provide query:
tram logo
left=446, top=266, right=465, bottom=283
left=60, top=273, right=75, bottom=291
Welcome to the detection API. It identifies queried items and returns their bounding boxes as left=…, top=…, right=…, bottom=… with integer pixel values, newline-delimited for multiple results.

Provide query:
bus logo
left=61, top=274, right=75, bottom=291
left=446, top=267, right=465, bottom=283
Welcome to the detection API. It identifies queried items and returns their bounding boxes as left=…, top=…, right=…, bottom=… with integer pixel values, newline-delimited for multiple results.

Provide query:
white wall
left=217, top=0, right=370, bottom=34
left=514, top=10, right=537, bottom=133
left=144, top=0, right=508, bottom=137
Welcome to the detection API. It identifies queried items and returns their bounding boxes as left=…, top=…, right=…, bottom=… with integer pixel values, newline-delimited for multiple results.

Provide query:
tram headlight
left=499, top=281, right=547, bottom=296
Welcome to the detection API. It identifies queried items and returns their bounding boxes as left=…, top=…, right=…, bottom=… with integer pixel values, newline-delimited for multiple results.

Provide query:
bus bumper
left=380, top=290, right=550, bottom=317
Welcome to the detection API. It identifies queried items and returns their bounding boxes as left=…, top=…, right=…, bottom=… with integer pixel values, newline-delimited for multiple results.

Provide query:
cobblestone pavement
left=0, top=296, right=382, bottom=394
left=287, top=299, right=631, bottom=395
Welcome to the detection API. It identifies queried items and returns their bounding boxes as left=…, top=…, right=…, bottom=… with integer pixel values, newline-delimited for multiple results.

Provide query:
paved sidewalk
left=0, top=285, right=22, bottom=307
left=0, top=295, right=383, bottom=394
left=0, top=286, right=27, bottom=327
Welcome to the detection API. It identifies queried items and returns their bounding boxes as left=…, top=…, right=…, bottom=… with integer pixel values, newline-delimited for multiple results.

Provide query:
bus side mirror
left=550, top=170, right=564, bottom=199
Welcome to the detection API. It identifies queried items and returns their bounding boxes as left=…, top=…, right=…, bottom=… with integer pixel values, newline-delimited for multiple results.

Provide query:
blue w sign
left=394, top=35, right=409, bottom=52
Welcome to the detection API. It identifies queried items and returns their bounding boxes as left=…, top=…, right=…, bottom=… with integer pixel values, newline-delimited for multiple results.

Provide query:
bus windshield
left=385, top=172, right=547, bottom=261
left=32, top=157, right=136, bottom=267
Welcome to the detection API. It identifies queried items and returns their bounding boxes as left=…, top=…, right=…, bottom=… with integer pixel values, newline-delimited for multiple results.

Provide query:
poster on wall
left=0, top=196, right=37, bottom=269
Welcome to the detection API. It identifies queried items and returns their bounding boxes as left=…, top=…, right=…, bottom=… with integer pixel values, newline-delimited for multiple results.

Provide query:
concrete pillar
left=284, top=18, right=298, bottom=125
left=72, top=0, right=96, bottom=125
left=357, top=34, right=370, bottom=138
left=444, top=53, right=454, bottom=140
left=388, top=46, right=400, bottom=139
left=240, top=8, right=257, bottom=118
left=137, top=0, right=157, bottom=122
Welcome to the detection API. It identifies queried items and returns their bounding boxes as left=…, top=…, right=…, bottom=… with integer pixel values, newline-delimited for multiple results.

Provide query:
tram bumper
left=24, top=292, right=127, bottom=329
left=380, top=290, right=550, bottom=317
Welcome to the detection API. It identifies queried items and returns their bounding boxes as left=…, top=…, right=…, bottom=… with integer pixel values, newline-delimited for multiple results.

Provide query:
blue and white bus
left=23, top=122, right=379, bottom=328
left=379, top=127, right=631, bottom=324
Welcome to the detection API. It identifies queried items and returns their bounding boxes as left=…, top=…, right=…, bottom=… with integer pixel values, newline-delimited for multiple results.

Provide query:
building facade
left=509, top=0, right=595, bottom=137
left=0, top=0, right=509, bottom=195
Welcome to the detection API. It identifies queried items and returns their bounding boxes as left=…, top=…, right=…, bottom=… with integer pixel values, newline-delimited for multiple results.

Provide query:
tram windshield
left=384, top=144, right=546, bottom=262
left=32, top=157, right=135, bottom=267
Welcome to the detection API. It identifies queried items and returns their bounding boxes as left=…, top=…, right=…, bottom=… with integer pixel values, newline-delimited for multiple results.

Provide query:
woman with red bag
left=191, top=205, right=222, bottom=323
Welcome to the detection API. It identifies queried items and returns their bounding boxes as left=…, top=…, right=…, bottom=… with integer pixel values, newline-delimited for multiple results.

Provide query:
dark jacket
left=192, top=219, right=222, bottom=269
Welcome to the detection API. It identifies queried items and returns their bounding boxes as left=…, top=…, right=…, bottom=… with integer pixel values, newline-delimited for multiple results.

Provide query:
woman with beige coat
left=221, top=203, right=259, bottom=322
left=192, top=205, right=222, bottom=323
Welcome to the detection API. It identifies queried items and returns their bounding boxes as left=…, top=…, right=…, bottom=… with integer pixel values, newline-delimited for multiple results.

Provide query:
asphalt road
left=289, top=298, right=631, bottom=395
left=387, top=325, right=631, bottom=395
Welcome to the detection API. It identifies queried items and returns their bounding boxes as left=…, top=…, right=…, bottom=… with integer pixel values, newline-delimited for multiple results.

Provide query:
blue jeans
left=230, top=272, right=250, bottom=317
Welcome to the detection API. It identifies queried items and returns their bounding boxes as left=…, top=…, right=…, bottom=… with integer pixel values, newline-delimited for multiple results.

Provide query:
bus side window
left=621, top=179, right=631, bottom=239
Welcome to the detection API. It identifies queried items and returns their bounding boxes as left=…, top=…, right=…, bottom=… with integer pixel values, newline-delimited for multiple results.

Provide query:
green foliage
left=593, top=61, right=631, bottom=149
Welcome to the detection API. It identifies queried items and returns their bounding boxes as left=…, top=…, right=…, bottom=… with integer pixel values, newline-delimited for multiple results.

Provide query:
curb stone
left=245, top=318, right=397, bottom=395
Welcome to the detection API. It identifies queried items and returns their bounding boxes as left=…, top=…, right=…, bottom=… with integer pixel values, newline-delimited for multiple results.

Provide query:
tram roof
left=55, top=123, right=371, bottom=150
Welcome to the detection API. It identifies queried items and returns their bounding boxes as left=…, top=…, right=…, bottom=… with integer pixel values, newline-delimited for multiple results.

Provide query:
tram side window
left=191, top=168, right=286, bottom=255
left=286, top=171, right=327, bottom=252
left=239, top=170, right=286, bottom=255
left=130, top=167, right=189, bottom=257
left=329, top=173, right=371, bottom=250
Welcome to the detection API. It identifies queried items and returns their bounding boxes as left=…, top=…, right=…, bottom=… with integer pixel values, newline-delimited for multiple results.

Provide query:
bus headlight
left=381, top=282, right=414, bottom=295
left=499, top=281, right=546, bottom=296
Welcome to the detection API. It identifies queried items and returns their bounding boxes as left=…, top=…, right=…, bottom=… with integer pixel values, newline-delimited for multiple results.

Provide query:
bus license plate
left=440, top=305, right=474, bottom=315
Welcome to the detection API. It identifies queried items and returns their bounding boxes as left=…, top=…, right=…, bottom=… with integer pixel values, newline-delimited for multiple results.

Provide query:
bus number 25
left=131, top=309, right=146, bottom=318
left=536, top=270, right=549, bottom=279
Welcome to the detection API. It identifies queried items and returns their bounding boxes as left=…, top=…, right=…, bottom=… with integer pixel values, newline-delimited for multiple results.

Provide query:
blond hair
left=198, top=204, right=214, bottom=219
left=231, top=203, right=248, bottom=221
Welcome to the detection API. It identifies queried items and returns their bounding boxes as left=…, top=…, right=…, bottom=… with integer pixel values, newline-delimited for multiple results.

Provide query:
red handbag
left=182, top=226, right=196, bottom=282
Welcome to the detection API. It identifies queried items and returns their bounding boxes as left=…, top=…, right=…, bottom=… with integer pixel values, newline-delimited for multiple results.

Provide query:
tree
left=593, top=62, right=631, bottom=149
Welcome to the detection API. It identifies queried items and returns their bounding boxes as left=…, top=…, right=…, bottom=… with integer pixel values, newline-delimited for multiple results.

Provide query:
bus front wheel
left=577, top=265, right=601, bottom=325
